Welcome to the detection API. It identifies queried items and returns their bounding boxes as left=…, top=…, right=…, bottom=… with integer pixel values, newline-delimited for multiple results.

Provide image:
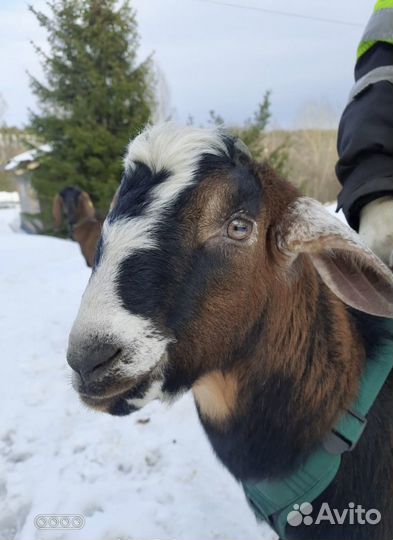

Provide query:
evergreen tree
left=29, top=0, right=155, bottom=227
left=207, top=91, right=290, bottom=177
left=240, top=91, right=290, bottom=176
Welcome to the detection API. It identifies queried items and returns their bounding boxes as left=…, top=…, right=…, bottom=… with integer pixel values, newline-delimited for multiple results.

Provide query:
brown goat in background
left=52, top=187, right=103, bottom=267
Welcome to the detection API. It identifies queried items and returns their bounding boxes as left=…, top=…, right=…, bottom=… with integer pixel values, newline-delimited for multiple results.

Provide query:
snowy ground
left=0, top=206, right=274, bottom=540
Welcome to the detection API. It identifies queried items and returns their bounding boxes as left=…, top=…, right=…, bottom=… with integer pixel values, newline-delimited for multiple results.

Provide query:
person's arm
left=359, top=196, right=393, bottom=267
left=336, top=1, right=393, bottom=265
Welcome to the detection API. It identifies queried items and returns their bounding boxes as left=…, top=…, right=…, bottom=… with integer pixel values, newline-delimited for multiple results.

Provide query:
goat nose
left=67, top=341, right=120, bottom=377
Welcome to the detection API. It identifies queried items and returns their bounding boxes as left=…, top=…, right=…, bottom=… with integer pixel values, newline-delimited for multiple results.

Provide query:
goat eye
left=227, top=218, right=253, bottom=241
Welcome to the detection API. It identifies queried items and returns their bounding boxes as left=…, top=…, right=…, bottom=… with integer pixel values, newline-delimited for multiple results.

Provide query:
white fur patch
left=124, top=122, right=228, bottom=178
left=126, top=380, right=164, bottom=409
left=277, top=197, right=358, bottom=254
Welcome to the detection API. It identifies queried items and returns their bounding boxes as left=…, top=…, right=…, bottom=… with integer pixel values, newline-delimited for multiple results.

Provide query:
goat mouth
left=81, top=394, right=139, bottom=416
left=77, top=373, right=155, bottom=415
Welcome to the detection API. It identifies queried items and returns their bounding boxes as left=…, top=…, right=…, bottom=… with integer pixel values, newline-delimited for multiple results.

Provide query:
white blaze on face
left=69, top=123, right=229, bottom=377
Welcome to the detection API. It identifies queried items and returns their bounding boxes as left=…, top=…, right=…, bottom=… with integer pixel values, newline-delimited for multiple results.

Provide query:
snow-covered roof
left=4, top=144, right=52, bottom=171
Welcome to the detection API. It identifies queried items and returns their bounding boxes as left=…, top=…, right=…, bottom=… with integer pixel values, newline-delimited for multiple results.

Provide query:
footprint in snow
left=144, top=448, right=162, bottom=468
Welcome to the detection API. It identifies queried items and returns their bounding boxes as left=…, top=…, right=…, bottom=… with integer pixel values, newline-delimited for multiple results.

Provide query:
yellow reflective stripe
left=358, top=40, right=375, bottom=58
left=358, top=3, right=393, bottom=58
left=374, top=0, right=393, bottom=13
left=357, top=38, right=393, bottom=59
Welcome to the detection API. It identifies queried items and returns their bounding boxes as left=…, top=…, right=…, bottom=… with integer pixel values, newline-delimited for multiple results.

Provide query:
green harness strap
left=243, top=320, right=393, bottom=539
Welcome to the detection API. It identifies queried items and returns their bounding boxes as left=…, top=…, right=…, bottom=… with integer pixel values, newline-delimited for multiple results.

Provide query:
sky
left=0, top=0, right=374, bottom=130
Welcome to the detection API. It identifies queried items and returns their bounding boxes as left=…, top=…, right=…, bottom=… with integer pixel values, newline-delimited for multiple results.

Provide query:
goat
left=66, top=124, right=393, bottom=540
left=53, top=187, right=103, bottom=267
left=53, top=187, right=95, bottom=230
left=71, top=216, right=105, bottom=268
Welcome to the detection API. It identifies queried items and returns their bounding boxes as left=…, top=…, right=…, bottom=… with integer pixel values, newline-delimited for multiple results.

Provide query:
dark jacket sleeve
left=336, top=43, right=393, bottom=231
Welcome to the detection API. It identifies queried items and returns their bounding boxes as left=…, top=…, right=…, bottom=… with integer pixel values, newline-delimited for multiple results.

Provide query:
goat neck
left=193, top=260, right=365, bottom=481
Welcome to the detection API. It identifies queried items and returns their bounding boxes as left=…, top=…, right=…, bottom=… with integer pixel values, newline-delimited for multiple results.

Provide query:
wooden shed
left=4, top=144, right=51, bottom=233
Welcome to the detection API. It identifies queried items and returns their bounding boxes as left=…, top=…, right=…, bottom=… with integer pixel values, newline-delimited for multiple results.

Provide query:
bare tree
left=152, top=63, right=174, bottom=123
left=0, top=93, right=26, bottom=191
left=0, top=93, right=7, bottom=128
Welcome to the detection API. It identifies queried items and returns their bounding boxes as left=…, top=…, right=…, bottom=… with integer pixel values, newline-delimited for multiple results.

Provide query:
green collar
left=243, top=319, right=393, bottom=539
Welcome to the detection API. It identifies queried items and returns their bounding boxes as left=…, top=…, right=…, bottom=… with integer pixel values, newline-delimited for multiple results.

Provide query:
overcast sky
left=1, top=0, right=374, bottom=129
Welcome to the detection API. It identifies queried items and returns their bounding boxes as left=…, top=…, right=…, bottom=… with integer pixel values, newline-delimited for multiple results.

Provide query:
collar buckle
left=323, top=409, right=368, bottom=455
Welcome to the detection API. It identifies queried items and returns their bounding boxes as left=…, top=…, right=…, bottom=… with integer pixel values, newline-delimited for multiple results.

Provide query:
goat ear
left=53, top=194, right=63, bottom=229
left=276, top=197, right=393, bottom=317
left=79, top=192, right=95, bottom=219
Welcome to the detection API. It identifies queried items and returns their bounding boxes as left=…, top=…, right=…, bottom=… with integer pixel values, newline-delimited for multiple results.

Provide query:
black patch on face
left=109, top=163, right=171, bottom=222
left=117, top=248, right=178, bottom=319
left=227, top=165, right=261, bottom=218
left=94, top=236, right=104, bottom=268
left=165, top=247, right=228, bottom=335
left=115, top=183, right=194, bottom=321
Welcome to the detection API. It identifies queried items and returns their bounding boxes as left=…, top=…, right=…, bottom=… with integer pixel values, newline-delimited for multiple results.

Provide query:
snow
left=4, top=145, right=51, bottom=171
left=0, top=192, right=19, bottom=207
left=0, top=206, right=21, bottom=233
left=0, top=206, right=273, bottom=540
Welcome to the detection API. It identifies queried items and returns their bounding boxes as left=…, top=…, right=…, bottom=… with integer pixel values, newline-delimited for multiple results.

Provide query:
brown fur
left=78, top=191, right=96, bottom=221
left=72, top=217, right=104, bottom=268
left=53, top=189, right=102, bottom=268
left=53, top=190, right=95, bottom=230
left=172, top=165, right=365, bottom=451
left=52, top=194, right=63, bottom=229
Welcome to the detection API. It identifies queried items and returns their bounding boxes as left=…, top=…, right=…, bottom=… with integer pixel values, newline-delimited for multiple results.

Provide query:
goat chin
left=81, top=375, right=178, bottom=417
left=72, top=352, right=171, bottom=416
left=88, top=378, right=171, bottom=417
